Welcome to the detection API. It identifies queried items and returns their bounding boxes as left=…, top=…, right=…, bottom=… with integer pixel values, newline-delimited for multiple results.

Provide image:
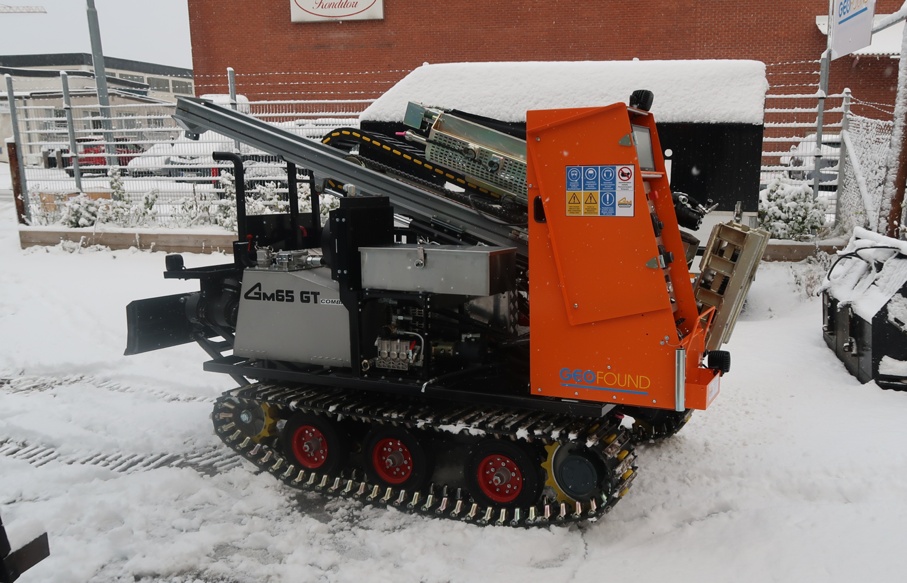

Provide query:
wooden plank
left=761, top=240, right=846, bottom=262
left=18, top=229, right=236, bottom=254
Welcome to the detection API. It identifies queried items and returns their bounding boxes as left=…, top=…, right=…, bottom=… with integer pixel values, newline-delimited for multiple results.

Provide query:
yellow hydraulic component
left=541, top=443, right=575, bottom=504
left=250, top=402, right=279, bottom=443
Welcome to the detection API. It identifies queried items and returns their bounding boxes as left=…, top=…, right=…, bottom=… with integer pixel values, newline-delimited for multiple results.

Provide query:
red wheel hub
left=372, top=438, right=414, bottom=484
left=477, top=454, right=524, bottom=503
left=292, top=425, right=328, bottom=469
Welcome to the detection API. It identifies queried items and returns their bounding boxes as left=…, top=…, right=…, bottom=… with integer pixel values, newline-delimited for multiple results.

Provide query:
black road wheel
left=465, top=439, right=543, bottom=507
left=281, top=412, right=349, bottom=475
left=549, top=443, right=614, bottom=503
left=363, top=427, right=433, bottom=490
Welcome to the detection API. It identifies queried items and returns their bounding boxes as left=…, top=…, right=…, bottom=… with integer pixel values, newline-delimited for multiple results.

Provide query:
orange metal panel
left=527, top=104, right=713, bottom=411
left=526, top=105, right=668, bottom=326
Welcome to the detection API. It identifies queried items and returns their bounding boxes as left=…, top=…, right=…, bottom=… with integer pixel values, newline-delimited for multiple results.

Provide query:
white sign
left=830, top=0, right=877, bottom=59
left=291, top=0, right=383, bottom=22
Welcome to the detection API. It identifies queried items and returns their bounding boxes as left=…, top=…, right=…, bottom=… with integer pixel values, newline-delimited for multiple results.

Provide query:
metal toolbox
left=360, top=244, right=516, bottom=296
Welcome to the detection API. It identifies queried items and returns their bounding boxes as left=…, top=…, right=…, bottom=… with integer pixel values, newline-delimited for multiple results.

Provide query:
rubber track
left=212, top=383, right=639, bottom=528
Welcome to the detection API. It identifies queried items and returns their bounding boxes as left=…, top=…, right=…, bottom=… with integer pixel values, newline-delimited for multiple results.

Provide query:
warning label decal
left=566, top=192, right=582, bottom=216
left=565, top=165, right=634, bottom=217
left=583, top=192, right=599, bottom=216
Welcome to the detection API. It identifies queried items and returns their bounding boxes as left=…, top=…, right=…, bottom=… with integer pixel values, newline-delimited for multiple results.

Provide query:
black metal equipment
left=0, top=513, right=49, bottom=583
left=822, top=240, right=907, bottom=391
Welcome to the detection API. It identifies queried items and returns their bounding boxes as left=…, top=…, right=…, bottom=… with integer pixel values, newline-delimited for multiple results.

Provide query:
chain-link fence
left=15, top=95, right=371, bottom=226
left=833, top=114, right=895, bottom=236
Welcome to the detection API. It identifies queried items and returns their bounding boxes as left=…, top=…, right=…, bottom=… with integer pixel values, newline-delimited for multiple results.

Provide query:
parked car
left=126, top=130, right=287, bottom=190
left=780, top=133, right=841, bottom=191
left=57, top=136, right=144, bottom=176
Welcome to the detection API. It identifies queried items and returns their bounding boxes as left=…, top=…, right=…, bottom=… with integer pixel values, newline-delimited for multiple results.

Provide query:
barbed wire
left=195, top=80, right=397, bottom=89
left=193, top=69, right=414, bottom=78
left=766, top=59, right=822, bottom=67
left=767, top=70, right=820, bottom=76
left=200, top=90, right=386, bottom=97
left=851, top=98, right=896, bottom=115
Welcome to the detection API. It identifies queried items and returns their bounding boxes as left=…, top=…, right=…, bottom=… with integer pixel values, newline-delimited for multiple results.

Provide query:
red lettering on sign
left=295, top=0, right=376, bottom=18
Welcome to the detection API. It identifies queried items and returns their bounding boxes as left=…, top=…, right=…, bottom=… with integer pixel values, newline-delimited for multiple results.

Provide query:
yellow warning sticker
left=583, top=191, right=599, bottom=216
left=566, top=192, right=582, bottom=216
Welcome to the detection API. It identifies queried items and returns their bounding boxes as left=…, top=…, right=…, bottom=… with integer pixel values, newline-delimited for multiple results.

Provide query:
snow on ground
left=361, top=61, right=768, bottom=124
left=1, top=162, right=11, bottom=191
left=1, top=189, right=906, bottom=582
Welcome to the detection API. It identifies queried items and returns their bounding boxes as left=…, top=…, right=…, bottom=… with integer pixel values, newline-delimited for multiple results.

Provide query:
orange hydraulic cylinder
left=526, top=104, right=720, bottom=411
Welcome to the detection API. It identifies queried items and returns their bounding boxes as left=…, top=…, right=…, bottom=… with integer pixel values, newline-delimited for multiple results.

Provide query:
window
left=53, top=108, right=67, bottom=129
left=171, top=80, right=193, bottom=95
left=117, top=112, right=138, bottom=139
left=89, top=111, right=102, bottom=131
left=119, top=73, right=145, bottom=83
left=148, top=77, right=170, bottom=92
left=45, top=108, right=67, bottom=130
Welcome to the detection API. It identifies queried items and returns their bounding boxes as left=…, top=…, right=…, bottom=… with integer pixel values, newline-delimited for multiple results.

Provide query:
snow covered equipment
left=0, top=513, right=49, bottom=583
left=822, top=228, right=907, bottom=390
left=125, top=91, right=768, bottom=527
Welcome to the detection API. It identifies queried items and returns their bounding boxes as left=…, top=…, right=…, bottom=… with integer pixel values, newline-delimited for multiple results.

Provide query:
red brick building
left=187, top=0, right=901, bottom=119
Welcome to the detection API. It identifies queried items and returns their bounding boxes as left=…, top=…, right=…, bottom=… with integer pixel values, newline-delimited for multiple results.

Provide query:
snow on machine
left=125, top=90, right=768, bottom=526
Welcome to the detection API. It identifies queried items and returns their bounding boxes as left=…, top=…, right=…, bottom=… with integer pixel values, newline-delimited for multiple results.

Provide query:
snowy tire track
left=0, top=374, right=215, bottom=403
left=0, top=438, right=243, bottom=474
left=0, top=374, right=241, bottom=476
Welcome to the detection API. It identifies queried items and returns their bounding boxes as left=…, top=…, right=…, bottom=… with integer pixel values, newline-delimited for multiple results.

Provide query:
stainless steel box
left=360, top=244, right=516, bottom=296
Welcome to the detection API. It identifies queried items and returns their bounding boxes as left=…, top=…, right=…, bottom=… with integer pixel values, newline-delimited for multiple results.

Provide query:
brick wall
left=189, top=0, right=901, bottom=120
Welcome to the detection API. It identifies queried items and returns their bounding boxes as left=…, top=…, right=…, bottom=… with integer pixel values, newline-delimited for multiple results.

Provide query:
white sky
left=0, top=0, right=192, bottom=69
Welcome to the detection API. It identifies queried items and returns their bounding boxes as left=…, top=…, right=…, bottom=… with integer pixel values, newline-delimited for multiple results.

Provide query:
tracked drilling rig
left=126, top=90, right=768, bottom=527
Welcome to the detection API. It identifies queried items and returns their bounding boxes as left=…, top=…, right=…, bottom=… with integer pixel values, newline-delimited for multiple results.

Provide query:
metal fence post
left=86, top=0, right=117, bottom=170
left=61, top=72, right=83, bottom=192
left=835, top=88, right=851, bottom=229
left=814, top=48, right=831, bottom=200
left=5, top=74, right=29, bottom=222
left=228, top=67, right=241, bottom=153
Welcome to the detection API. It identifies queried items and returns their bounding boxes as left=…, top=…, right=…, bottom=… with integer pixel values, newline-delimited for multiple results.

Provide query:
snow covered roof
left=816, top=15, right=905, bottom=56
left=361, top=61, right=768, bottom=125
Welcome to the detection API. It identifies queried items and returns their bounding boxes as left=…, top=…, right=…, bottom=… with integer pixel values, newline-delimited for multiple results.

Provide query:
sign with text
left=291, top=0, right=384, bottom=22
left=830, top=0, right=876, bottom=59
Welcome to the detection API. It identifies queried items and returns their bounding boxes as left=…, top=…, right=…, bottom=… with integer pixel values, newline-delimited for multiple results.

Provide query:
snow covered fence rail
left=11, top=95, right=371, bottom=227
left=760, top=91, right=848, bottom=214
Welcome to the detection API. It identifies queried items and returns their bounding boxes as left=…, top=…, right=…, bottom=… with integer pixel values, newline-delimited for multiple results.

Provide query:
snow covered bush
left=59, top=191, right=158, bottom=229
left=26, top=191, right=57, bottom=226
left=211, top=172, right=339, bottom=233
left=758, top=178, right=827, bottom=240
left=214, top=171, right=239, bottom=231
left=59, top=194, right=102, bottom=228
left=108, top=166, right=126, bottom=201
left=173, top=188, right=215, bottom=228
left=105, top=190, right=159, bottom=227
